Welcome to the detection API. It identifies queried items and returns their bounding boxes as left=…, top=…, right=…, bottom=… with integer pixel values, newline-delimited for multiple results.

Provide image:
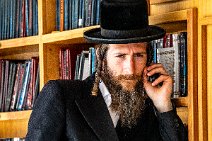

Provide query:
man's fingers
left=151, top=74, right=171, bottom=86
left=146, top=67, right=168, bottom=77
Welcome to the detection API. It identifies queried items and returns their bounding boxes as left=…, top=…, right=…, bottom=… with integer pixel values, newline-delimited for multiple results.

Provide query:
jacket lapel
left=75, top=76, right=119, bottom=141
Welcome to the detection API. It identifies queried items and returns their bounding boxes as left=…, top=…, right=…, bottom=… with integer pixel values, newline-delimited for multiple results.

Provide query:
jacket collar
left=75, top=75, right=119, bottom=141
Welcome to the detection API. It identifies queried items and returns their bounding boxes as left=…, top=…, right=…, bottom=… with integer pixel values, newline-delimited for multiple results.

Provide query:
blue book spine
left=6, top=0, right=10, bottom=39
left=68, top=0, right=72, bottom=29
left=32, top=0, right=38, bottom=35
left=91, top=47, right=96, bottom=74
left=71, top=0, right=75, bottom=29
left=72, top=0, right=79, bottom=29
left=81, top=0, right=85, bottom=27
left=17, top=61, right=31, bottom=111
left=96, top=0, right=100, bottom=25
left=56, top=0, right=60, bottom=30
left=78, top=0, right=83, bottom=28
left=64, top=0, right=68, bottom=30
left=25, top=0, right=29, bottom=36
left=9, top=0, right=13, bottom=39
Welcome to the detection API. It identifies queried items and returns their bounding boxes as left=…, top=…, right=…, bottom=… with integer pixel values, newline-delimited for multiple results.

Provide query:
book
left=5, top=63, right=17, bottom=112
left=0, top=60, right=5, bottom=111
left=64, top=0, right=69, bottom=30
left=179, top=32, right=187, bottom=97
left=156, top=33, right=180, bottom=98
left=17, top=61, right=31, bottom=111
left=2, top=60, right=10, bottom=112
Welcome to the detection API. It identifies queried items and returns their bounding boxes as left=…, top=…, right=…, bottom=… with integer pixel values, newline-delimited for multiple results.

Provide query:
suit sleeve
left=26, top=80, right=66, bottom=141
left=156, top=109, right=188, bottom=141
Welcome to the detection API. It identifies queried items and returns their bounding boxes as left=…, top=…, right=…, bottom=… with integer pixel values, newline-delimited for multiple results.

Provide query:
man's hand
left=143, top=63, right=173, bottom=113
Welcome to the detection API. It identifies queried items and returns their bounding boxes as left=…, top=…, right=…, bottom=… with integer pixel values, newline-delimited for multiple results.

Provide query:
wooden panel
left=42, top=0, right=56, bottom=34
left=199, top=0, right=212, bottom=18
left=150, top=0, right=193, bottom=16
left=207, top=25, right=212, bottom=141
left=0, top=111, right=31, bottom=138
left=198, top=25, right=208, bottom=141
left=0, top=120, right=28, bottom=138
left=186, top=8, right=198, bottom=141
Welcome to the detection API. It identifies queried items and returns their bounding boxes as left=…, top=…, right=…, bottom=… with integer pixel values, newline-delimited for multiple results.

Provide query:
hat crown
left=100, top=0, right=148, bottom=38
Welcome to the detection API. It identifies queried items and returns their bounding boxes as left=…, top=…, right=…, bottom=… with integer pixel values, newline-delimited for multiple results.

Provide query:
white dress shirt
left=99, top=80, right=120, bottom=127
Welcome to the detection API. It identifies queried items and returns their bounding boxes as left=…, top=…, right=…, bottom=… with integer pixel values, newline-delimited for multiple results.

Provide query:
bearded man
left=26, top=0, right=187, bottom=140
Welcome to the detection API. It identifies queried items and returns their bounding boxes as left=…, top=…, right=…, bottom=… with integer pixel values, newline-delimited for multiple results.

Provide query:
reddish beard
left=101, top=66, right=148, bottom=128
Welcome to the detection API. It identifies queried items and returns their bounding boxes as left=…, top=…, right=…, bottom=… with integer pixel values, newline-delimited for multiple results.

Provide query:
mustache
left=115, top=74, right=142, bottom=81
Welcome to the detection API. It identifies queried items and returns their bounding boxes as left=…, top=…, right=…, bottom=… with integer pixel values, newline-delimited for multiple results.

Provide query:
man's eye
left=134, top=54, right=144, bottom=57
left=116, top=54, right=125, bottom=58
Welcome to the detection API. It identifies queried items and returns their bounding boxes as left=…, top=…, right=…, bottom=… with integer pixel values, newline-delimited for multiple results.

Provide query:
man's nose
left=123, top=58, right=135, bottom=74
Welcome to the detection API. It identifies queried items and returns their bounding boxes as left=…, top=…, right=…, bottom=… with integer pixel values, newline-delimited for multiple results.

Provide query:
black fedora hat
left=84, top=0, right=166, bottom=44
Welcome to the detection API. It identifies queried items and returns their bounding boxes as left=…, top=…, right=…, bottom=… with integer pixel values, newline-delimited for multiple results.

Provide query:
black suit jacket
left=26, top=76, right=187, bottom=141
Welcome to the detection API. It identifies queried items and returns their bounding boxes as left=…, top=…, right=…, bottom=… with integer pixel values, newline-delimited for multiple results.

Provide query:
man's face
left=106, top=43, right=148, bottom=92
left=100, top=43, right=148, bottom=127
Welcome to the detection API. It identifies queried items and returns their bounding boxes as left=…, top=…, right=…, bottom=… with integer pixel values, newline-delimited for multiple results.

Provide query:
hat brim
left=84, top=25, right=166, bottom=44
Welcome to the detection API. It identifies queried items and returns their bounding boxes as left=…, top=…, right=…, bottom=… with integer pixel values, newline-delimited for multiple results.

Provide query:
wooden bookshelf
left=149, top=8, right=198, bottom=141
left=0, top=0, right=198, bottom=140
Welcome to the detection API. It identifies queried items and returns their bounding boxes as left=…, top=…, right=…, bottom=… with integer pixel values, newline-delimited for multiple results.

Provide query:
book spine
left=15, top=64, right=25, bottom=110
left=56, top=0, right=60, bottom=31
left=68, top=0, right=72, bottom=29
left=64, top=0, right=68, bottom=30
left=28, top=0, right=33, bottom=36
left=25, top=0, right=29, bottom=36
left=2, top=60, right=10, bottom=112
left=6, top=63, right=17, bottom=111
left=179, top=32, right=187, bottom=97
left=10, top=63, right=21, bottom=111
left=17, top=61, right=31, bottom=111
left=0, top=60, right=5, bottom=111
left=96, top=0, right=100, bottom=25
left=0, top=60, right=2, bottom=110
left=15, top=0, right=20, bottom=38
left=172, top=33, right=180, bottom=98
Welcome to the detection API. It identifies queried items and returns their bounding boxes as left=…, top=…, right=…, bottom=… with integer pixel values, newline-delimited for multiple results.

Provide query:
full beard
left=101, top=66, right=148, bottom=128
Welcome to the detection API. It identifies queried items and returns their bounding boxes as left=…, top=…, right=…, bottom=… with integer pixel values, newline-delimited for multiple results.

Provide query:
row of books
left=59, top=47, right=96, bottom=80
left=151, top=32, right=187, bottom=98
left=56, top=0, right=100, bottom=31
left=0, top=0, right=38, bottom=40
left=0, top=58, right=39, bottom=112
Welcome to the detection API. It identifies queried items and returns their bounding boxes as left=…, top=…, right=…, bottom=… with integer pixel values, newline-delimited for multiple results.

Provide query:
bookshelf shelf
left=0, top=36, right=40, bottom=49
left=0, top=110, right=32, bottom=121
left=42, top=26, right=99, bottom=44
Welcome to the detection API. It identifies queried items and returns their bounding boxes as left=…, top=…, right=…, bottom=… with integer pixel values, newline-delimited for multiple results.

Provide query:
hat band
left=101, top=28, right=149, bottom=39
